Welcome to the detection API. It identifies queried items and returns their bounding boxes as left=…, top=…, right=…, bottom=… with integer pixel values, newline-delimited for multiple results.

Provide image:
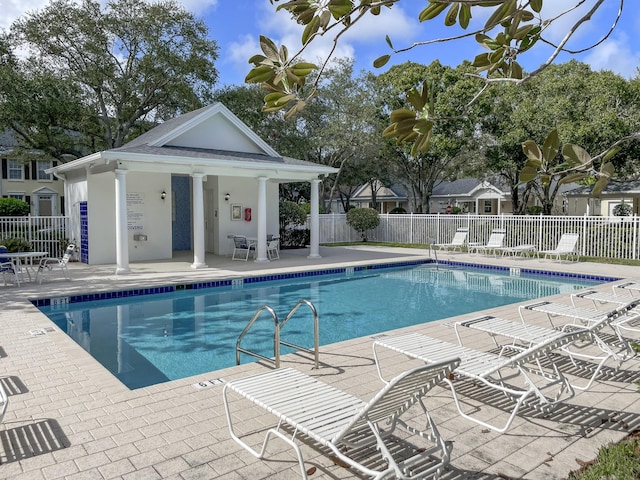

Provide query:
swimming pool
left=38, top=263, right=606, bottom=389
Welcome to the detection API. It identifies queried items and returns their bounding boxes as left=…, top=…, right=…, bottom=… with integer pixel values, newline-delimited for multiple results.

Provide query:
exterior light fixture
left=161, top=190, right=167, bottom=200
left=224, top=193, right=231, bottom=202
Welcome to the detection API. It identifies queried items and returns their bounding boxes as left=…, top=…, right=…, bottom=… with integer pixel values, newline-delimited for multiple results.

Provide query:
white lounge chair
left=571, top=289, right=640, bottom=339
left=373, top=330, right=583, bottom=433
left=432, top=227, right=468, bottom=253
left=468, top=228, right=506, bottom=256
left=537, top=233, right=580, bottom=262
left=224, top=360, right=459, bottom=480
left=455, top=300, right=640, bottom=391
left=35, top=243, right=75, bottom=284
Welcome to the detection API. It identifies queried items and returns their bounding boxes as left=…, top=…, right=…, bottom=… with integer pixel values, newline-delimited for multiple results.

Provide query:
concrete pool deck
left=0, top=245, right=638, bottom=479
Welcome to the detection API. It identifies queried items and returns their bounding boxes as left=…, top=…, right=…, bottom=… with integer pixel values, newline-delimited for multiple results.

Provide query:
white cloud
left=583, top=33, right=640, bottom=78
left=0, top=0, right=49, bottom=30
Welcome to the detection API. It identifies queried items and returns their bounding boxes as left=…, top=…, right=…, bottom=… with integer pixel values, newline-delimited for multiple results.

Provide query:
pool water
left=38, top=265, right=602, bottom=389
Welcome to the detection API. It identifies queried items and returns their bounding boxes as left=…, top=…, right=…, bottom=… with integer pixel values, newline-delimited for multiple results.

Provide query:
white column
left=308, top=179, right=321, bottom=259
left=191, top=173, right=208, bottom=269
left=114, top=168, right=130, bottom=274
left=254, top=176, right=269, bottom=263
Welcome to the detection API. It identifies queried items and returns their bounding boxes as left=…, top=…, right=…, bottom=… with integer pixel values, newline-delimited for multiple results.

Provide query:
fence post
left=538, top=214, right=543, bottom=250
left=410, top=212, right=414, bottom=244
left=633, top=215, right=638, bottom=261
left=582, top=214, right=588, bottom=258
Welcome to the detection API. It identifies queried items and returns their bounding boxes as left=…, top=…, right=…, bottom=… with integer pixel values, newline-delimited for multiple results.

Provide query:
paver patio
left=0, top=246, right=638, bottom=479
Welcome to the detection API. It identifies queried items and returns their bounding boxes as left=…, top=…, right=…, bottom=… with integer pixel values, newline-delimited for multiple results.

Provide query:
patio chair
left=454, top=300, right=640, bottom=391
left=373, top=330, right=584, bottom=433
left=537, top=233, right=580, bottom=262
left=231, top=236, right=255, bottom=261
left=35, top=243, right=75, bottom=284
left=224, top=360, right=460, bottom=480
left=266, top=239, right=279, bottom=260
left=571, top=289, right=640, bottom=339
left=468, top=228, right=506, bottom=256
left=0, top=245, right=20, bottom=286
left=432, top=227, right=468, bottom=253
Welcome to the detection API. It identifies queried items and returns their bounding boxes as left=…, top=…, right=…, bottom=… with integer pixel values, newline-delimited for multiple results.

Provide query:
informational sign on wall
left=127, top=192, right=145, bottom=231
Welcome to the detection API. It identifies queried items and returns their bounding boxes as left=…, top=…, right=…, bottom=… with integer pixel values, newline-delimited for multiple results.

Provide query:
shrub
left=527, top=205, right=544, bottom=215
left=0, top=237, right=32, bottom=252
left=613, top=202, right=632, bottom=216
left=279, top=200, right=308, bottom=248
left=0, top=198, right=30, bottom=216
left=346, top=207, right=380, bottom=241
left=389, top=207, right=406, bottom=214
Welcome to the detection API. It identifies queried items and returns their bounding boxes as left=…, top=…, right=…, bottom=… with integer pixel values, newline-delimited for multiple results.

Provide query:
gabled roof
left=431, top=177, right=510, bottom=197
left=352, top=181, right=409, bottom=200
left=564, top=180, right=640, bottom=196
left=48, top=103, right=337, bottom=182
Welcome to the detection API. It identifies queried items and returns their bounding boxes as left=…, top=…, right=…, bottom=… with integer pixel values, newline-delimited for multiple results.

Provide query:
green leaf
left=484, top=0, right=515, bottom=30
left=259, top=36, right=280, bottom=60
left=559, top=173, right=587, bottom=184
left=519, top=165, right=538, bottom=182
left=328, top=0, right=353, bottom=20
left=245, top=65, right=275, bottom=84
left=389, top=108, right=416, bottom=122
left=542, top=129, right=560, bottom=161
left=471, top=53, right=491, bottom=67
left=600, top=162, right=615, bottom=178
left=530, top=0, right=543, bottom=13
left=602, top=146, right=621, bottom=163
left=418, top=2, right=447, bottom=22
left=459, top=3, right=472, bottom=29
left=522, top=139, right=542, bottom=162
left=591, top=177, right=609, bottom=197
left=510, top=60, right=523, bottom=79
left=385, top=35, right=394, bottom=49
left=302, top=15, right=320, bottom=45
left=562, top=143, right=591, bottom=168
left=444, top=3, right=460, bottom=27
left=373, top=54, right=391, bottom=68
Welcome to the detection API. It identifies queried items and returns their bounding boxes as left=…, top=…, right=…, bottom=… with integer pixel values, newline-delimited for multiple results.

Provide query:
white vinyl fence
left=0, top=215, right=70, bottom=257
left=318, top=213, right=640, bottom=261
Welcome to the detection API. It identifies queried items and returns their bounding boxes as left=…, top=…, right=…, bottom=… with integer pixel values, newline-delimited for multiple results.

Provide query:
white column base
left=307, top=253, right=322, bottom=259
left=115, top=267, right=131, bottom=275
left=190, top=262, right=208, bottom=269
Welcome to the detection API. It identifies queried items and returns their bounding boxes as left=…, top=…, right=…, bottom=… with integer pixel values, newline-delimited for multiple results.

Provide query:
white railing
left=0, top=215, right=70, bottom=256
left=317, top=213, right=640, bottom=261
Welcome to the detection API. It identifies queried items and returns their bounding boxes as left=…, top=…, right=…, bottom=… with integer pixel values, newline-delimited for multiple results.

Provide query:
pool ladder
left=235, top=299, right=320, bottom=369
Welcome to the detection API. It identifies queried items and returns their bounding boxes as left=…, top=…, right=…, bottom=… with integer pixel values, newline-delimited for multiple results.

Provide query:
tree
left=247, top=1, right=636, bottom=193
left=346, top=207, right=380, bottom=241
left=7, top=0, right=219, bottom=153
left=377, top=61, right=480, bottom=212
left=481, top=61, right=640, bottom=213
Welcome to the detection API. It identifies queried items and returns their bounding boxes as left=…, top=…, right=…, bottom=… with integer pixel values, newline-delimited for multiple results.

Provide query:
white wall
left=87, top=171, right=172, bottom=264
left=212, top=176, right=279, bottom=255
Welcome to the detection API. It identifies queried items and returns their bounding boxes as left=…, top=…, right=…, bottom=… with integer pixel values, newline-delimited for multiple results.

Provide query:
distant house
left=430, top=178, right=510, bottom=214
left=350, top=181, right=411, bottom=213
left=563, top=180, right=640, bottom=216
left=0, top=130, right=65, bottom=215
left=430, top=177, right=579, bottom=215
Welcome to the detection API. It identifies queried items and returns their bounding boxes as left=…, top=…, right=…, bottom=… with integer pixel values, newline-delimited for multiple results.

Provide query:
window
left=8, top=159, right=23, bottom=180
left=484, top=200, right=492, bottom=213
left=8, top=193, right=25, bottom=201
left=37, top=160, right=53, bottom=180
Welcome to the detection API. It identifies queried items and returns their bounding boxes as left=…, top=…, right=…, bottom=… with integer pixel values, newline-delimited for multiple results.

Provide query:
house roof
left=352, top=181, right=409, bottom=200
left=564, top=180, right=640, bottom=196
left=48, top=103, right=337, bottom=182
left=431, top=177, right=510, bottom=198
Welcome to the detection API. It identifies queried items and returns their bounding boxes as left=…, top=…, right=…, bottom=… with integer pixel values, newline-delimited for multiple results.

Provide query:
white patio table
left=3, top=251, right=48, bottom=283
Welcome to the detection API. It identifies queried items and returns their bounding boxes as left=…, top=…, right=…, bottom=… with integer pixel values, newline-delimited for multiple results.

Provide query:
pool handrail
left=235, top=299, right=320, bottom=369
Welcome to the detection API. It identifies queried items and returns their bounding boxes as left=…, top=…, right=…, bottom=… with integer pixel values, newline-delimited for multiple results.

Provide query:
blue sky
left=3, top=1, right=640, bottom=87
